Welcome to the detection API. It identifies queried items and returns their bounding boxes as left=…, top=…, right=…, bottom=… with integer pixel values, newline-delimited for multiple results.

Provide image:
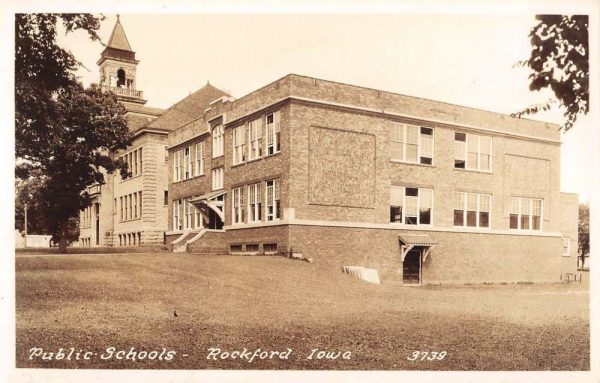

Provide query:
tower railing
left=101, top=85, right=143, bottom=99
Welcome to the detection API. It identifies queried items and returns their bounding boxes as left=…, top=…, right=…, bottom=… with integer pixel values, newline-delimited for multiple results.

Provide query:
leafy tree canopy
left=513, top=15, right=588, bottom=131
left=15, top=14, right=132, bottom=251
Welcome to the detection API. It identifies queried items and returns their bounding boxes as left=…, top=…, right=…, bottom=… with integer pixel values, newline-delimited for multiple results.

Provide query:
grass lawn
left=15, top=253, right=589, bottom=370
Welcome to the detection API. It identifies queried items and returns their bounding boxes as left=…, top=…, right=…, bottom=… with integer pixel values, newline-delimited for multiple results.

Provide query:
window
left=195, top=142, right=204, bottom=176
left=133, top=150, right=138, bottom=175
left=138, top=191, right=142, bottom=218
left=390, top=186, right=403, bottom=223
left=562, top=238, right=571, bottom=256
left=139, top=148, right=143, bottom=174
left=233, top=125, right=247, bottom=165
left=454, top=192, right=491, bottom=228
left=248, top=118, right=262, bottom=160
left=454, top=132, right=492, bottom=171
left=248, top=183, right=262, bottom=222
left=129, top=194, right=133, bottom=220
left=266, top=111, right=281, bottom=155
left=212, top=167, right=224, bottom=190
left=134, top=192, right=138, bottom=218
left=114, top=198, right=117, bottom=215
left=264, top=243, right=278, bottom=253
left=212, top=124, right=224, bottom=158
left=246, top=244, right=259, bottom=253
left=164, top=190, right=168, bottom=206
left=509, top=197, right=543, bottom=230
left=389, top=186, right=433, bottom=225
left=124, top=195, right=128, bottom=220
left=173, top=150, right=181, bottom=182
left=184, top=146, right=192, bottom=179
left=266, top=179, right=281, bottom=221
left=232, top=187, right=244, bottom=224
left=230, top=244, right=243, bottom=253
left=173, top=199, right=181, bottom=230
left=184, top=198, right=193, bottom=229
left=120, top=197, right=123, bottom=221
left=194, top=204, right=202, bottom=228
left=390, top=124, right=434, bottom=165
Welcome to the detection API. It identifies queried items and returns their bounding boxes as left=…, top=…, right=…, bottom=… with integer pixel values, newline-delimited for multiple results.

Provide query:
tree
left=578, top=204, right=589, bottom=268
left=15, top=14, right=131, bottom=252
left=513, top=15, right=589, bottom=131
left=15, top=173, right=47, bottom=235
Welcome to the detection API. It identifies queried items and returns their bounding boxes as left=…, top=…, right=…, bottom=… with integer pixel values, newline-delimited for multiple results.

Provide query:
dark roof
left=99, top=15, right=137, bottom=63
left=107, top=15, right=133, bottom=52
left=124, top=103, right=165, bottom=117
left=145, top=83, right=230, bottom=131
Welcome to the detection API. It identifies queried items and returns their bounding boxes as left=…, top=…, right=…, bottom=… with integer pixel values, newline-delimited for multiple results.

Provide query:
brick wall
left=559, top=193, right=579, bottom=265
left=288, top=225, right=570, bottom=284
left=187, top=230, right=228, bottom=254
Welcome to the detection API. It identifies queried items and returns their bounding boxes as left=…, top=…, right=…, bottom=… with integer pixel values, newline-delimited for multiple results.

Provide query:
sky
left=56, top=11, right=596, bottom=203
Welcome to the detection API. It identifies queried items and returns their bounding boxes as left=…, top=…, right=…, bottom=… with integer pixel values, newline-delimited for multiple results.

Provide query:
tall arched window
left=212, top=124, right=224, bottom=157
left=117, top=69, right=126, bottom=88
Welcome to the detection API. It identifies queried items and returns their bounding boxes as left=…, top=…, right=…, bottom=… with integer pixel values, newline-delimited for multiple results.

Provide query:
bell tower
left=97, top=15, right=146, bottom=105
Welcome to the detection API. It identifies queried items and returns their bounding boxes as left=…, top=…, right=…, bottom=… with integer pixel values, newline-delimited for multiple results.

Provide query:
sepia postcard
left=2, top=0, right=599, bottom=382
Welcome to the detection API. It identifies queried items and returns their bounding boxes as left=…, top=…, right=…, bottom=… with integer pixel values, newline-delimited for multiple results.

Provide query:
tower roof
left=98, top=15, right=137, bottom=65
left=106, top=15, right=133, bottom=52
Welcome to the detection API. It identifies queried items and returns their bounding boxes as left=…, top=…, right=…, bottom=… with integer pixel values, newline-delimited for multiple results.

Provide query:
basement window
left=263, top=243, right=278, bottom=254
left=230, top=244, right=243, bottom=254
left=246, top=244, right=259, bottom=253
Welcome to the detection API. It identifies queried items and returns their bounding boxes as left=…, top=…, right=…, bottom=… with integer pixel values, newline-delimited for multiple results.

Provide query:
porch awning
left=398, top=233, right=438, bottom=247
left=189, top=189, right=226, bottom=204
left=189, top=189, right=227, bottom=222
left=398, top=233, right=438, bottom=262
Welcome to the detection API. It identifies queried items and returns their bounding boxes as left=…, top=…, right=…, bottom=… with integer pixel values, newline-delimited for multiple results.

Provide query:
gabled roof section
left=145, top=83, right=230, bottom=131
left=107, top=15, right=133, bottom=52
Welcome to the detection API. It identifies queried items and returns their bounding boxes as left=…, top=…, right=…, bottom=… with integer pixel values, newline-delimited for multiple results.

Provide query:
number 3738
left=407, top=351, right=447, bottom=361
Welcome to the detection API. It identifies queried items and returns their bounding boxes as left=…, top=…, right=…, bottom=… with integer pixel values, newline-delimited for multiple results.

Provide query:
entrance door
left=403, top=249, right=421, bottom=284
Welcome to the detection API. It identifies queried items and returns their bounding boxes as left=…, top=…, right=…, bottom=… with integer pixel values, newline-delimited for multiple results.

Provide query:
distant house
left=165, top=74, right=579, bottom=285
left=15, top=230, right=52, bottom=248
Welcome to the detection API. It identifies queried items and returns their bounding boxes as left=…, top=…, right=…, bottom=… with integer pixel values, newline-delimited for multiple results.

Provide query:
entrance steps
left=169, top=229, right=226, bottom=254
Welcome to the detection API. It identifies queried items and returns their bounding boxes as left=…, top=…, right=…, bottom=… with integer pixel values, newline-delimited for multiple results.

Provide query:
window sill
left=232, top=153, right=278, bottom=169
left=453, top=167, right=493, bottom=175
left=265, top=151, right=281, bottom=159
left=390, top=223, right=433, bottom=227
left=390, top=159, right=434, bottom=168
left=120, top=174, right=143, bottom=183
left=212, top=154, right=224, bottom=160
left=119, top=218, right=142, bottom=223
left=453, top=225, right=491, bottom=230
left=172, top=174, right=205, bottom=184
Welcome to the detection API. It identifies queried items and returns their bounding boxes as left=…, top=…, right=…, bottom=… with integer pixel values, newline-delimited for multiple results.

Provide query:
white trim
left=223, top=96, right=561, bottom=145
left=223, top=218, right=562, bottom=237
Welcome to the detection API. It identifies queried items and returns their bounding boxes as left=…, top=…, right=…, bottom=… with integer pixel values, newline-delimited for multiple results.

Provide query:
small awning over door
left=189, top=189, right=227, bottom=222
left=398, top=233, right=438, bottom=262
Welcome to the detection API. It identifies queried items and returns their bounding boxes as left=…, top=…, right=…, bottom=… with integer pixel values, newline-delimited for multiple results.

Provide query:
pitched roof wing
left=146, top=83, right=230, bottom=131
